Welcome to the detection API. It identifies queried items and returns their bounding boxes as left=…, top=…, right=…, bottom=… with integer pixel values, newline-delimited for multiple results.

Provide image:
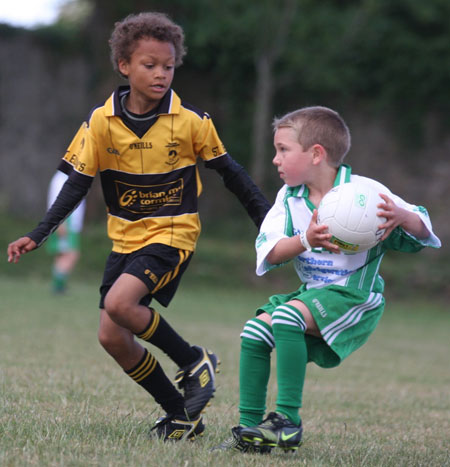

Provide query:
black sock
left=137, top=309, right=199, bottom=367
left=125, top=349, right=185, bottom=416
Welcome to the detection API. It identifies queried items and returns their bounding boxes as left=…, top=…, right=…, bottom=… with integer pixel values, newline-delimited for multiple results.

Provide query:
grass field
left=0, top=276, right=449, bottom=466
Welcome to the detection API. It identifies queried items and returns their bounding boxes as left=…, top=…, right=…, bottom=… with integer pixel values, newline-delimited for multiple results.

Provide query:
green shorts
left=257, top=284, right=385, bottom=368
left=46, top=230, right=81, bottom=255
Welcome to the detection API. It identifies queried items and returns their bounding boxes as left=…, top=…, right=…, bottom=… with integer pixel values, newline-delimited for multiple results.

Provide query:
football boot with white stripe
left=240, top=412, right=302, bottom=451
left=174, top=345, right=220, bottom=418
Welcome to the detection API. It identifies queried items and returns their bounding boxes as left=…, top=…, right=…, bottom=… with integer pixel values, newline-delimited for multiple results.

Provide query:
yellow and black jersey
left=28, top=87, right=270, bottom=253
left=59, top=86, right=228, bottom=253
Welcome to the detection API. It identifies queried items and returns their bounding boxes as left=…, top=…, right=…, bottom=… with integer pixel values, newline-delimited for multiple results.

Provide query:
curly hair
left=109, top=12, right=187, bottom=78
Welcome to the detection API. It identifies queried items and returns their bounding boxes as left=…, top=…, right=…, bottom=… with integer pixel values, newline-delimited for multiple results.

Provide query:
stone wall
left=0, top=33, right=90, bottom=216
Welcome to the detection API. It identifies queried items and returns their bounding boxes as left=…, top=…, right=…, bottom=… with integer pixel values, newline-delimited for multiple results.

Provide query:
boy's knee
left=255, top=312, right=271, bottom=325
left=285, top=300, right=321, bottom=337
left=97, top=326, right=117, bottom=353
left=97, top=325, right=131, bottom=357
left=103, top=291, right=133, bottom=323
left=241, top=317, right=275, bottom=349
left=272, top=304, right=307, bottom=333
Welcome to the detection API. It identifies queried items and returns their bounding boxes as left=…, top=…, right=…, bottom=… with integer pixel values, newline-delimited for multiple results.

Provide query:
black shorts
left=99, top=243, right=192, bottom=309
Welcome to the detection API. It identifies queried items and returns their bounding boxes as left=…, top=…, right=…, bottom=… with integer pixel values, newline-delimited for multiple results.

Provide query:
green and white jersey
left=47, top=171, right=86, bottom=233
left=256, top=165, right=441, bottom=293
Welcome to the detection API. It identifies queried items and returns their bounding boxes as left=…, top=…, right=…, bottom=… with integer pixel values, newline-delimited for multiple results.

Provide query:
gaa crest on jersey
left=166, top=142, right=180, bottom=166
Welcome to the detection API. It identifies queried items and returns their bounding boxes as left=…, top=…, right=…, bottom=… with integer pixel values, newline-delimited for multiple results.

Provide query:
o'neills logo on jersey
left=312, top=298, right=328, bottom=318
left=129, top=142, right=153, bottom=150
left=116, top=179, right=183, bottom=214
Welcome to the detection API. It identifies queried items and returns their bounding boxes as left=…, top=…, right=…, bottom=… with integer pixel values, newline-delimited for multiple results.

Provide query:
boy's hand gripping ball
left=317, top=181, right=386, bottom=253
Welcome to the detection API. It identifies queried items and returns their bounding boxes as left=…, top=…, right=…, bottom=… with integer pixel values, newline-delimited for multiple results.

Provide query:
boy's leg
left=51, top=260, right=68, bottom=293
left=121, top=246, right=219, bottom=419
left=49, top=223, right=81, bottom=293
left=98, top=310, right=205, bottom=441
left=239, top=302, right=307, bottom=450
left=98, top=308, right=186, bottom=416
left=104, top=272, right=198, bottom=364
left=52, top=250, right=80, bottom=290
left=102, top=273, right=195, bottom=415
left=212, top=316, right=274, bottom=453
left=271, top=301, right=309, bottom=425
left=239, top=316, right=274, bottom=427
left=103, top=269, right=217, bottom=420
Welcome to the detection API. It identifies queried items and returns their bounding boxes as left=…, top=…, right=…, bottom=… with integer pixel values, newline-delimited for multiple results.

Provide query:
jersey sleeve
left=255, top=186, right=291, bottom=276
left=27, top=174, right=90, bottom=247
left=352, top=175, right=441, bottom=251
left=59, top=117, right=98, bottom=178
left=205, top=155, right=271, bottom=228
left=26, top=122, right=94, bottom=247
left=193, top=114, right=227, bottom=163
left=195, top=113, right=270, bottom=227
left=382, top=201, right=441, bottom=252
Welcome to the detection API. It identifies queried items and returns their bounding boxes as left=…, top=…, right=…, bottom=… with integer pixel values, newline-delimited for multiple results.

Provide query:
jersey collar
left=106, top=86, right=181, bottom=117
left=286, top=164, right=352, bottom=200
left=284, top=164, right=353, bottom=213
left=333, top=164, right=352, bottom=186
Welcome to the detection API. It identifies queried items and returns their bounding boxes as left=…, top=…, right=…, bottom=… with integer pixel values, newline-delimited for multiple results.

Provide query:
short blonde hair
left=273, top=106, right=351, bottom=166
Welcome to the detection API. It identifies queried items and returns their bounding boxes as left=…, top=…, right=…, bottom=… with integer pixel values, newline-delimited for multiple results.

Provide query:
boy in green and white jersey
left=216, top=106, right=441, bottom=453
left=46, top=169, right=86, bottom=293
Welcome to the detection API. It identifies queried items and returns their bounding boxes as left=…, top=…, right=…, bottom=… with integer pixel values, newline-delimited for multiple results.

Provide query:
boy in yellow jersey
left=7, top=12, right=270, bottom=441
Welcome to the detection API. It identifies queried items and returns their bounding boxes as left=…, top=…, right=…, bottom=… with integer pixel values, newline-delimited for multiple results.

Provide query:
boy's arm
left=376, top=192, right=441, bottom=251
left=27, top=172, right=92, bottom=247
left=256, top=188, right=339, bottom=276
left=266, top=210, right=339, bottom=264
left=206, top=155, right=271, bottom=228
left=378, top=193, right=430, bottom=240
left=7, top=237, right=37, bottom=263
left=7, top=172, right=90, bottom=263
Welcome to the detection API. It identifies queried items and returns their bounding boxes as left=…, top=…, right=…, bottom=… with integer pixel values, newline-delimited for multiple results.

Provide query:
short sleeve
left=61, top=118, right=98, bottom=178
left=193, top=114, right=227, bottom=163
left=255, top=186, right=290, bottom=276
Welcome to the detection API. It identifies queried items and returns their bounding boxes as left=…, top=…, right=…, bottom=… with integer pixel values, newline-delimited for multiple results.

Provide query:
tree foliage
left=44, top=0, right=450, bottom=184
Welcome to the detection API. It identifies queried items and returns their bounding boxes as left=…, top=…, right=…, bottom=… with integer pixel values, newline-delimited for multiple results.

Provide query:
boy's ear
left=118, top=59, right=129, bottom=77
left=311, top=144, right=326, bottom=164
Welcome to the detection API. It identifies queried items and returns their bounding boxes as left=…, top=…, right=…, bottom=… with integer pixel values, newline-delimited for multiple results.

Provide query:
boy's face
left=273, top=127, right=314, bottom=187
left=118, top=38, right=175, bottom=110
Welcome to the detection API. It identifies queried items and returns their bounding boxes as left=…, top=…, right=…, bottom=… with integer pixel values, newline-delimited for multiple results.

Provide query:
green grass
left=1, top=277, right=449, bottom=466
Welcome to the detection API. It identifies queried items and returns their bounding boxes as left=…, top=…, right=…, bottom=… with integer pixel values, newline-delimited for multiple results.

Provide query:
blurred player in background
left=46, top=170, right=86, bottom=293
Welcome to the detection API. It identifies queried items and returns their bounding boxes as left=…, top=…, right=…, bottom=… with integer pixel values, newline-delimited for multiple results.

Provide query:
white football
left=317, top=181, right=386, bottom=253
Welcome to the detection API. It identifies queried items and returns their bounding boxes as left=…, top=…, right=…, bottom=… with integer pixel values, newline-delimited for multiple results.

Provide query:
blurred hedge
left=1, top=212, right=447, bottom=301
